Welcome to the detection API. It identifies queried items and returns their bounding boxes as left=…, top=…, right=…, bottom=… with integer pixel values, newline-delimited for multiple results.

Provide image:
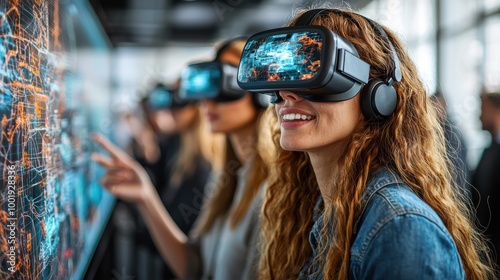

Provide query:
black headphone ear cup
left=361, top=79, right=397, bottom=120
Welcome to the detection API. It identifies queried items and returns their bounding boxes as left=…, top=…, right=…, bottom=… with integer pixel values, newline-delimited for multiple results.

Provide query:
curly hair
left=191, top=38, right=272, bottom=235
left=259, top=8, right=495, bottom=280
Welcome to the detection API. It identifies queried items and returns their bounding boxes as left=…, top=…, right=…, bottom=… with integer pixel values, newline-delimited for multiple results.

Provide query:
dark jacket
left=472, top=140, right=500, bottom=267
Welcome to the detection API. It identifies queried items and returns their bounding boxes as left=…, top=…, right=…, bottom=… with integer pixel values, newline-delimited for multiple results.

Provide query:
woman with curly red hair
left=237, top=7, right=496, bottom=280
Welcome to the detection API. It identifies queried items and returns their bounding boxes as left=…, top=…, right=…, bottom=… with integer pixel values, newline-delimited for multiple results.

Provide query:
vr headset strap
left=293, top=9, right=326, bottom=26
left=294, top=8, right=402, bottom=85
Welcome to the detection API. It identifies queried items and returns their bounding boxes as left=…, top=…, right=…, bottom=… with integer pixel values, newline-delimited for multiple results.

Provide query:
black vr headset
left=178, top=60, right=245, bottom=103
left=146, top=83, right=189, bottom=111
left=177, top=36, right=270, bottom=108
left=237, top=9, right=401, bottom=120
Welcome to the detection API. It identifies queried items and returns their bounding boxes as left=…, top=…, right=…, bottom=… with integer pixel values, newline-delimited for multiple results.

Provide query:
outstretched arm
left=91, top=133, right=190, bottom=278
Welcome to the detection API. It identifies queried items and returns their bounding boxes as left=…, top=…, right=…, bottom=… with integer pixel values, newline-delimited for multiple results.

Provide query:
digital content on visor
left=179, top=63, right=221, bottom=100
left=178, top=61, right=247, bottom=103
left=237, top=26, right=370, bottom=102
left=148, top=87, right=173, bottom=110
left=238, top=31, right=323, bottom=83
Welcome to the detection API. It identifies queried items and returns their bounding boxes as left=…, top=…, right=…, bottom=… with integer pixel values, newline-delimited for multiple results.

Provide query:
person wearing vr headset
left=236, top=7, right=495, bottom=280
left=96, top=80, right=215, bottom=280
left=177, top=37, right=272, bottom=280
left=91, top=37, right=271, bottom=280
left=133, top=82, right=193, bottom=187
left=139, top=81, right=215, bottom=279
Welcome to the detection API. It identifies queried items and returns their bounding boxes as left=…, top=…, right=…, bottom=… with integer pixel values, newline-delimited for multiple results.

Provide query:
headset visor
left=179, top=61, right=221, bottom=100
left=238, top=30, right=323, bottom=84
left=178, top=61, right=246, bottom=102
left=147, top=86, right=173, bottom=110
left=237, top=26, right=370, bottom=102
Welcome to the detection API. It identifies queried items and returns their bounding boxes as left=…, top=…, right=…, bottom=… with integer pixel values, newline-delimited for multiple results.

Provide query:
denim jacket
left=298, top=167, right=465, bottom=280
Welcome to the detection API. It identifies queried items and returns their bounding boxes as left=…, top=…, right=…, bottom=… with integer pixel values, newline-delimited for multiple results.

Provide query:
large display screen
left=1, top=0, right=114, bottom=279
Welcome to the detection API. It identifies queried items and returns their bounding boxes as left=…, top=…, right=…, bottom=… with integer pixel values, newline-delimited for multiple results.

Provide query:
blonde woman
left=237, top=7, right=495, bottom=280
left=92, top=37, right=271, bottom=280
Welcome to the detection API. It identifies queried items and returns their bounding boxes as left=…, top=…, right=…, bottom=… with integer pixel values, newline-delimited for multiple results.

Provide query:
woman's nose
left=278, top=91, right=304, bottom=102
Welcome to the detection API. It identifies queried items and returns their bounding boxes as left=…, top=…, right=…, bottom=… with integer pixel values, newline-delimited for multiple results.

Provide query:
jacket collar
left=353, top=167, right=406, bottom=235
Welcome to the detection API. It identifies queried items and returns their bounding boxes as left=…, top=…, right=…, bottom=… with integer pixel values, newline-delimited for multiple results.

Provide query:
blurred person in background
left=92, top=36, right=272, bottom=280
left=135, top=81, right=214, bottom=280
left=132, top=82, right=177, bottom=187
left=430, top=91, right=470, bottom=197
left=472, top=91, right=500, bottom=274
left=110, top=80, right=214, bottom=280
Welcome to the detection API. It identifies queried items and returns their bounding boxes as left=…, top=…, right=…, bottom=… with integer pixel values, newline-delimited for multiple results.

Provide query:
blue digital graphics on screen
left=0, top=1, right=114, bottom=279
left=238, top=31, right=323, bottom=83
left=180, top=63, right=221, bottom=99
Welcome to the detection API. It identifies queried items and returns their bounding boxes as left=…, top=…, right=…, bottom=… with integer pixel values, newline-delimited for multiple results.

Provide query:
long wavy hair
left=193, top=108, right=272, bottom=234
left=168, top=106, right=220, bottom=188
left=192, top=39, right=274, bottom=234
left=259, top=8, right=495, bottom=280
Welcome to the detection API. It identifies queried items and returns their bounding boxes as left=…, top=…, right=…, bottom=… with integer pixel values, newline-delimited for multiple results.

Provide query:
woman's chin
left=279, top=138, right=310, bottom=152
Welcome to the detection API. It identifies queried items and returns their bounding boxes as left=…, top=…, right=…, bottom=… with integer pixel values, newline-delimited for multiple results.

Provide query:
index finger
left=91, top=133, right=129, bottom=161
